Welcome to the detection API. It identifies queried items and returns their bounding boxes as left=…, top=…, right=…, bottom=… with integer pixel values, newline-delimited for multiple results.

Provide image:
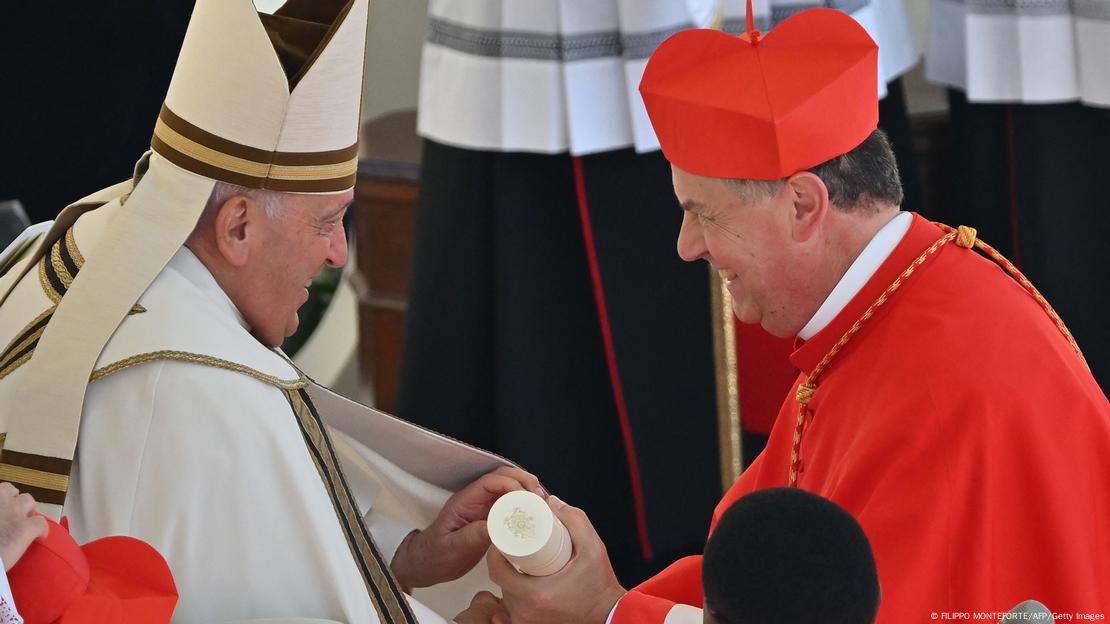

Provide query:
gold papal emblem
left=505, top=507, right=536, bottom=540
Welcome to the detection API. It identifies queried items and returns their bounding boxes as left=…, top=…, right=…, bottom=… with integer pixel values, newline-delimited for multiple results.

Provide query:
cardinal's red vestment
left=614, top=214, right=1110, bottom=623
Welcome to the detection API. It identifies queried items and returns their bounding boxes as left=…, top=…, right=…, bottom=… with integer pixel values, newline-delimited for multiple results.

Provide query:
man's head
left=139, top=1, right=366, bottom=349
left=186, top=182, right=351, bottom=347
left=674, top=129, right=902, bottom=337
left=702, top=488, right=880, bottom=624
left=639, top=6, right=894, bottom=337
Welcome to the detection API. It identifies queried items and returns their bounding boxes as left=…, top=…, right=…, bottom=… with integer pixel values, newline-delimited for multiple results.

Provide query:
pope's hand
left=0, top=482, right=48, bottom=571
left=454, top=591, right=512, bottom=624
left=488, top=495, right=625, bottom=624
left=391, top=466, right=542, bottom=590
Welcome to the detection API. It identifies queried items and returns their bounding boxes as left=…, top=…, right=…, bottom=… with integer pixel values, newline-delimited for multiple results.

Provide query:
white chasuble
left=0, top=203, right=506, bottom=623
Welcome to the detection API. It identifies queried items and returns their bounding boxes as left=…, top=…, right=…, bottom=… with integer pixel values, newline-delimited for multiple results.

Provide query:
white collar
left=167, top=246, right=251, bottom=332
left=798, top=211, right=912, bottom=340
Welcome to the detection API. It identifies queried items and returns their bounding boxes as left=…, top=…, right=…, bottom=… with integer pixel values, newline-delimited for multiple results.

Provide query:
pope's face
left=244, top=190, right=351, bottom=347
left=673, top=165, right=799, bottom=337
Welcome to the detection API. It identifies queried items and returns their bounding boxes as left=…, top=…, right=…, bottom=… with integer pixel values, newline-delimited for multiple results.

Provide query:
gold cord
left=787, top=222, right=1087, bottom=486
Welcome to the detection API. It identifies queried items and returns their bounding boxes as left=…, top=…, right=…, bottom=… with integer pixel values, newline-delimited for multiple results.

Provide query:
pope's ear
left=212, top=196, right=254, bottom=267
left=785, top=171, right=829, bottom=242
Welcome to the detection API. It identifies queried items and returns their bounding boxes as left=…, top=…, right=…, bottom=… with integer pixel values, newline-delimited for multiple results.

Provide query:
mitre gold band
left=0, top=449, right=73, bottom=505
left=151, top=105, right=358, bottom=193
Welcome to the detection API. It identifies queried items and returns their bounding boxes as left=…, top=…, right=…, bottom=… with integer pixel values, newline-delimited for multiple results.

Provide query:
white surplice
left=418, top=0, right=919, bottom=155
left=926, top=0, right=1110, bottom=107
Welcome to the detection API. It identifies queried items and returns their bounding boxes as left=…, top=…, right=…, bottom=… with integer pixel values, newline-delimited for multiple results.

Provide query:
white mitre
left=0, top=0, right=368, bottom=519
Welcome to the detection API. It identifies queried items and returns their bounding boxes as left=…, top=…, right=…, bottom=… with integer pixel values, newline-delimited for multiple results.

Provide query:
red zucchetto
left=9, top=517, right=177, bottom=623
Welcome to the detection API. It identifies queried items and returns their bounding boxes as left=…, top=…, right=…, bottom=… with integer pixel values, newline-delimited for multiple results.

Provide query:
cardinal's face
left=672, top=165, right=807, bottom=338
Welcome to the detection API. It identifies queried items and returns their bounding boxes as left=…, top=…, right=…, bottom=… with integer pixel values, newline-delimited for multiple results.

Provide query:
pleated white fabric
left=417, top=0, right=919, bottom=156
left=926, top=0, right=1110, bottom=107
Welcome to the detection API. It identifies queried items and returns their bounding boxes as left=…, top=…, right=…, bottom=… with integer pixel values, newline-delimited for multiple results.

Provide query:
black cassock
left=396, top=141, right=722, bottom=584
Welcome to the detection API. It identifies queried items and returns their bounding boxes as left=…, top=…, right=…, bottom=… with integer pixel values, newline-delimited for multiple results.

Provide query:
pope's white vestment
left=0, top=1, right=499, bottom=620
left=0, top=201, right=497, bottom=623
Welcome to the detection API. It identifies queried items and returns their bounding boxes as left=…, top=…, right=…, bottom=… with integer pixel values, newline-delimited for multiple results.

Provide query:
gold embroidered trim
left=154, top=118, right=271, bottom=178
left=0, top=343, right=37, bottom=382
left=38, top=254, right=60, bottom=305
left=284, top=389, right=417, bottom=624
left=0, top=308, right=50, bottom=364
left=153, top=119, right=358, bottom=182
left=58, top=230, right=143, bottom=313
left=0, top=308, right=52, bottom=381
left=91, top=350, right=307, bottom=389
left=269, top=159, right=360, bottom=181
left=8, top=229, right=146, bottom=380
left=50, top=244, right=73, bottom=291
left=0, top=350, right=34, bottom=382
left=38, top=229, right=80, bottom=304
left=0, top=464, right=69, bottom=492
left=64, top=228, right=84, bottom=267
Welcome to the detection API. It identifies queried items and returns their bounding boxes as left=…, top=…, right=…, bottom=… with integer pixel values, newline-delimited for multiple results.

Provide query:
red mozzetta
left=614, top=214, right=1110, bottom=622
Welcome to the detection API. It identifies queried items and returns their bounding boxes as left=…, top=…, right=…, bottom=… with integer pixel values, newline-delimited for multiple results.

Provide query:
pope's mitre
left=0, top=0, right=370, bottom=520
left=152, top=0, right=366, bottom=193
left=639, top=7, right=878, bottom=180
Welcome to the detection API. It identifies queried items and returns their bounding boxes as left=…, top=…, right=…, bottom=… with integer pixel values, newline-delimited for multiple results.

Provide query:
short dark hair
left=727, top=128, right=904, bottom=212
left=702, top=488, right=880, bottom=624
